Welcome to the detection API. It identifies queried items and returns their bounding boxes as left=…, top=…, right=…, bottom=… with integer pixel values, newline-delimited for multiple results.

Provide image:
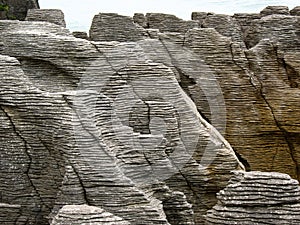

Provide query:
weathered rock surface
left=144, top=13, right=199, bottom=33
left=0, top=203, right=21, bottom=225
left=51, top=205, right=130, bottom=225
left=72, top=31, right=89, bottom=40
left=90, top=13, right=148, bottom=42
left=26, top=9, right=66, bottom=27
left=260, top=5, right=290, bottom=17
left=189, top=7, right=300, bottom=178
left=0, top=0, right=39, bottom=20
left=290, top=6, right=300, bottom=16
left=206, top=171, right=300, bottom=224
left=0, top=16, right=243, bottom=224
left=0, top=5, right=300, bottom=225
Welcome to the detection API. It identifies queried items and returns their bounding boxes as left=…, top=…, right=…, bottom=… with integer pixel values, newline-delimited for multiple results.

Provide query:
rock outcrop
left=0, top=4, right=300, bottom=225
left=90, top=13, right=148, bottom=42
left=206, top=171, right=300, bottom=224
left=0, top=16, right=243, bottom=224
left=72, top=31, right=89, bottom=40
left=0, top=0, right=39, bottom=20
left=26, top=9, right=66, bottom=27
left=51, top=205, right=130, bottom=225
left=260, top=5, right=290, bottom=16
left=290, top=6, right=300, bottom=16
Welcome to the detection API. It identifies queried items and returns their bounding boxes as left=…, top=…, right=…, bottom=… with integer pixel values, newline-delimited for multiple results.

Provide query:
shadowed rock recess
left=0, top=0, right=39, bottom=20
left=0, top=5, right=299, bottom=225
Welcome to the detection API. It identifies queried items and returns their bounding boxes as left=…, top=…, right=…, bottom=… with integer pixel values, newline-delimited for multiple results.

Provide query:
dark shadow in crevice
left=176, top=66, right=212, bottom=124
left=233, top=148, right=251, bottom=171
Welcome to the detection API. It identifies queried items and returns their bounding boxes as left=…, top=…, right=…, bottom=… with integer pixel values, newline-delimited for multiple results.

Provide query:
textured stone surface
left=290, top=6, right=300, bottom=16
left=187, top=8, right=300, bottom=179
left=233, top=13, right=261, bottom=40
left=0, top=6, right=300, bottom=225
left=206, top=171, right=300, bottom=224
left=260, top=5, right=290, bottom=17
left=72, top=31, right=89, bottom=40
left=26, top=9, right=66, bottom=27
left=0, top=203, right=21, bottom=225
left=51, top=205, right=130, bottom=225
left=90, top=13, right=148, bottom=42
left=0, top=0, right=39, bottom=20
left=192, top=12, right=245, bottom=43
left=0, top=19, right=242, bottom=225
left=144, top=13, right=199, bottom=33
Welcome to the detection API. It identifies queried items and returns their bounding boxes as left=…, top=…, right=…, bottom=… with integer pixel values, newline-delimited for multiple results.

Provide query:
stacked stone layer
left=0, top=4, right=299, bottom=225
left=51, top=205, right=130, bottom=225
left=26, top=9, right=66, bottom=27
left=0, top=17, right=242, bottom=224
left=206, top=171, right=300, bottom=224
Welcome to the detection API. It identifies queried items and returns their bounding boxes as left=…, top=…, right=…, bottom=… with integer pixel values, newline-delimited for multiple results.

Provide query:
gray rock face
left=72, top=31, right=89, bottom=40
left=0, top=0, right=39, bottom=20
left=0, top=18, right=243, bottom=225
left=90, top=13, right=148, bottom=42
left=206, top=171, right=300, bottom=224
left=260, top=5, right=290, bottom=17
left=144, top=13, right=199, bottom=33
left=51, top=205, right=130, bottom=225
left=0, top=6, right=300, bottom=225
left=0, top=203, right=21, bottom=225
left=192, top=12, right=245, bottom=43
left=290, top=6, right=300, bottom=16
left=26, top=9, right=66, bottom=27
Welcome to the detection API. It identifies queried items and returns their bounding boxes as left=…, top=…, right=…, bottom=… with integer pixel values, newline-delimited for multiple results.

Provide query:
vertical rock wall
left=88, top=7, right=300, bottom=180
left=0, top=5, right=299, bottom=225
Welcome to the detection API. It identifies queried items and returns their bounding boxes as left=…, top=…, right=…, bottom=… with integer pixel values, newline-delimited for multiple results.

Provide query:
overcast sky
left=39, top=0, right=299, bottom=31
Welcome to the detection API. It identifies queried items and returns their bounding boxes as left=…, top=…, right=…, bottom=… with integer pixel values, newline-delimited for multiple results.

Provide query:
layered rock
left=72, top=31, right=89, bottom=40
left=143, top=13, right=199, bottom=33
left=51, top=205, right=129, bottom=225
left=0, top=203, right=21, bottom=225
left=26, top=9, right=66, bottom=27
left=0, top=0, right=39, bottom=20
left=0, top=17, right=243, bottom=225
left=260, top=5, right=290, bottom=17
left=206, top=171, right=300, bottom=224
left=188, top=7, right=300, bottom=178
left=192, top=12, right=245, bottom=43
left=290, top=6, right=300, bottom=16
left=90, top=13, right=148, bottom=42
left=88, top=8, right=300, bottom=180
left=0, top=5, right=300, bottom=225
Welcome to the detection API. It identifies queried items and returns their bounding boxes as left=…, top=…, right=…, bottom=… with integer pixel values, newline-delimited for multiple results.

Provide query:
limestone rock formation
left=206, top=171, right=300, bottom=224
left=0, top=15, right=243, bottom=224
left=26, top=9, right=66, bottom=27
left=90, top=13, right=148, bottom=42
left=72, top=31, right=89, bottom=40
left=51, top=205, right=130, bottom=225
left=0, top=203, right=21, bottom=225
left=290, top=6, right=300, bottom=16
left=260, top=5, right=290, bottom=16
left=0, top=4, right=300, bottom=225
left=0, top=0, right=39, bottom=20
left=143, top=13, right=199, bottom=33
left=189, top=7, right=300, bottom=179
left=88, top=9, right=300, bottom=182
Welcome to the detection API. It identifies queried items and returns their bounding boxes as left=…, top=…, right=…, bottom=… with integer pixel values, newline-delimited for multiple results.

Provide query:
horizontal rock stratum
left=206, top=171, right=300, bottom=224
left=0, top=5, right=299, bottom=225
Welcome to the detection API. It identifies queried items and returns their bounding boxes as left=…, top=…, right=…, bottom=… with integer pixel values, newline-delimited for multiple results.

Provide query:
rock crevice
left=0, top=5, right=300, bottom=225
